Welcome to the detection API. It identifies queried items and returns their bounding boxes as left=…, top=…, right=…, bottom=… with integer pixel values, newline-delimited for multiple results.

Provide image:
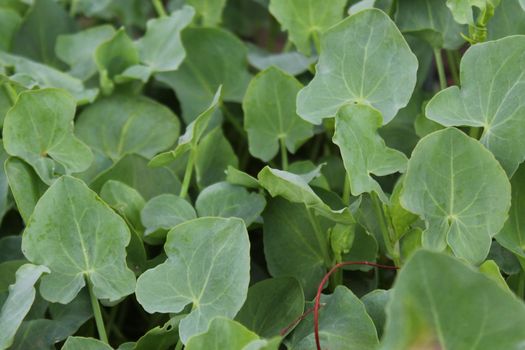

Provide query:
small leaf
left=62, top=337, right=113, bottom=350
left=425, top=35, right=525, bottom=175
left=187, top=0, right=227, bottom=26
left=136, top=217, right=250, bottom=344
left=137, top=6, right=195, bottom=72
left=247, top=45, right=316, bottom=76
left=333, top=104, right=407, bottom=201
left=381, top=250, right=525, bottom=349
left=131, top=317, right=181, bottom=350
left=3, top=89, right=93, bottom=184
left=185, top=317, right=259, bottom=350
left=361, top=289, right=390, bottom=338
left=243, top=67, right=313, bottom=162
left=0, top=264, right=49, bottom=350
left=268, top=0, right=347, bottom=55
left=297, top=9, right=418, bottom=125
left=226, top=166, right=260, bottom=189
left=195, top=182, right=266, bottom=226
left=22, top=176, right=136, bottom=303
left=401, top=128, right=511, bottom=264
left=100, top=180, right=145, bottom=232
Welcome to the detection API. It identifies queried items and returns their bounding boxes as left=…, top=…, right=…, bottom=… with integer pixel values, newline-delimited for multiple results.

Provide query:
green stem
left=445, top=50, right=460, bottom=86
left=279, top=138, right=288, bottom=170
left=179, top=150, right=195, bottom=199
left=370, top=192, right=400, bottom=267
left=175, top=340, right=183, bottom=350
left=283, top=39, right=293, bottom=52
left=87, top=278, right=109, bottom=344
left=3, top=84, right=17, bottom=105
left=312, top=31, right=321, bottom=55
left=152, top=0, right=167, bottom=17
left=305, top=205, right=331, bottom=267
left=342, top=175, right=350, bottom=206
left=434, top=48, right=447, bottom=91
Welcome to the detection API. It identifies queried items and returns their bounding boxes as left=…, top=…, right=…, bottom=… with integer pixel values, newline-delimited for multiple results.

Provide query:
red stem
left=314, top=261, right=398, bottom=350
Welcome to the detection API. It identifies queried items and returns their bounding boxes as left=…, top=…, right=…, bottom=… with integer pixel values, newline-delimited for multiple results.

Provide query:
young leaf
left=333, top=104, right=407, bottom=201
left=137, top=6, right=195, bottom=72
left=446, top=0, right=501, bottom=26
left=22, top=176, right=136, bottom=303
left=243, top=67, right=313, bottom=162
left=0, top=264, right=49, bottom=350
left=135, top=217, right=250, bottom=344
left=401, top=128, right=511, bottom=264
left=56, top=25, right=116, bottom=81
left=380, top=250, right=525, bottom=349
left=297, top=9, right=418, bottom=125
left=76, top=94, right=180, bottom=162
left=235, top=277, right=304, bottom=338
left=185, top=317, right=259, bottom=350
left=61, top=337, right=112, bottom=350
left=141, top=194, right=196, bottom=243
left=287, top=286, right=379, bottom=350
left=268, top=0, right=347, bottom=56
left=3, top=89, right=93, bottom=184
left=425, top=36, right=525, bottom=175
left=156, top=28, right=251, bottom=122
left=187, top=0, right=227, bottom=26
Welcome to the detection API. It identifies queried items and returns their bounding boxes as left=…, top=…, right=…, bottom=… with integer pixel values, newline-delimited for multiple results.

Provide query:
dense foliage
left=1, top=0, right=525, bottom=349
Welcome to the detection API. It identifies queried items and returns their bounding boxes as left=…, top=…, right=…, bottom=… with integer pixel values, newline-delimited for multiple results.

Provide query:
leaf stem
left=370, top=192, right=400, bottom=267
left=174, top=340, right=183, bottom=350
left=312, top=31, right=321, bottom=55
left=342, top=175, right=350, bottom=206
left=434, top=48, right=447, bottom=91
left=152, top=0, right=167, bottom=17
left=87, top=277, right=109, bottom=344
left=279, top=137, right=288, bottom=170
left=445, top=50, right=460, bottom=86
left=179, top=150, right=195, bottom=199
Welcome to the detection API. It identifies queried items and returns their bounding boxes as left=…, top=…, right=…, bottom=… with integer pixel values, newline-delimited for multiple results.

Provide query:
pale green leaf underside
left=243, top=66, right=313, bottom=162
left=135, top=217, right=250, bottom=344
left=426, top=35, right=525, bottom=176
left=401, top=128, right=510, bottom=264
left=333, top=104, right=407, bottom=201
left=297, top=9, right=418, bottom=125
left=3, top=89, right=93, bottom=184
left=22, top=176, right=136, bottom=303
left=381, top=250, right=525, bottom=349
left=0, top=264, right=49, bottom=350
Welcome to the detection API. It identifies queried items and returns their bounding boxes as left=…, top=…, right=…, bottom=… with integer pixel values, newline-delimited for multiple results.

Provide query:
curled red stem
left=314, top=261, right=399, bottom=350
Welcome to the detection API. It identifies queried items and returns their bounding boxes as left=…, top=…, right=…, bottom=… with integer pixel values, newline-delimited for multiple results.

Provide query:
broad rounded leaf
left=426, top=36, right=525, bottom=175
left=195, top=182, right=266, bottom=226
left=3, top=89, right=93, bottom=184
left=76, top=94, right=180, bottom=161
left=136, top=217, right=250, bottom=344
left=22, top=176, right=136, bottom=303
left=268, top=0, right=347, bottom=55
left=297, top=9, right=418, bottom=125
left=401, top=128, right=511, bottom=264
left=380, top=250, right=525, bottom=349
left=185, top=317, right=258, bottom=350
left=243, top=67, right=313, bottom=162
left=333, top=104, right=407, bottom=200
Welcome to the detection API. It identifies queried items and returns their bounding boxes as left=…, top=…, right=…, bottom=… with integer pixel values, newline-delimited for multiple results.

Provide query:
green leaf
left=488, top=0, right=525, bottom=39
left=401, top=128, right=511, bottom=264
left=135, top=217, right=250, bottom=344
left=185, top=317, right=259, bottom=350
left=258, top=166, right=354, bottom=224
left=268, top=0, right=347, bottom=56
left=446, top=0, right=501, bottom=26
left=149, top=87, right=221, bottom=167
left=226, top=166, right=260, bottom=189
left=247, top=45, right=316, bottom=76
left=333, top=104, right=407, bottom=201
left=195, top=127, right=238, bottom=189
left=187, top=0, right=227, bottom=26
left=0, top=8, right=21, bottom=51
left=90, top=154, right=181, bottom=200
left=387, top=178, right=419, bottom=241
left=56, top=25, right=116, bottom=81
left=132, top=317, right=181, bottom=350
left=137, top=6, right=194, bottom=72
left=361, top=289, right=390, bottom=338
left=287, top=286, right=379, bottom=350
left=236, top=277, right=304, bottom=338
left=243, top=67, right=313, bottom=162
left=22, top=176, right=136, bottom=303
left=381, top=250, right=525, bottom=349
left=263, top=197, right=330, bottom=299
left=425, top=36, right=525, bottom=176
left=297, top=9, right=418, bottom=125
left=341, top=224, right=378, bottom=270
left=156, top=28, right=251, bottom=122
left=140, top=194, right=196, bottom=243
left=76, top=94, right=180, bottom=162
left=395, top=0, right=466, bottom=48
left=5, top=157, right=47, bottom=223
left=62, top=337, right=113, bottom=350
left=0, top=264, right=49, bottom=350
left=12, top=0, right=75, bottom=67
left=3, top=89, right=93, bottom=184
left=195, top=182, right=266, bottom=226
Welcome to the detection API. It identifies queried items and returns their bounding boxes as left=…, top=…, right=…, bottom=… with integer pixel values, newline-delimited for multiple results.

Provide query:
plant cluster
left=1, top=0, right=525, bottom=349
